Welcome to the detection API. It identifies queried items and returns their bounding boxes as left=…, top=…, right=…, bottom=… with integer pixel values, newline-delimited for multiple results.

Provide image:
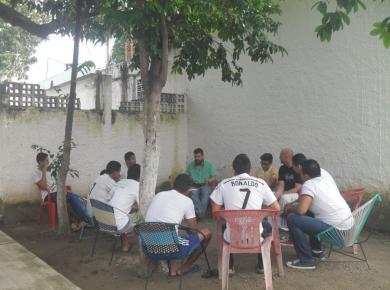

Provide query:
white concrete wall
left=186, top=0, right=390, bottom=191
left=0, top=109, right=187, bottom=203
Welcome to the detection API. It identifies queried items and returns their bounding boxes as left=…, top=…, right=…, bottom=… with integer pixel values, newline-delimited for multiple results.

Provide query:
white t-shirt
left=210, top=173, right=277, bottom=241
left=302, top=169, right=353, bottom=230
left=87, top=174, right=117, bottom=217
left=120, top=162, right=128, bottom=179
left=32, top=169, right=57, bottom=200
left=145, top=189, right=196, bottom=224
left=109, top=179, right=139, bottom=231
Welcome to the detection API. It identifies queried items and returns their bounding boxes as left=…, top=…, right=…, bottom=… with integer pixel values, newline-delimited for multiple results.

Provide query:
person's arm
left=130, top=202, right=139, bottom=214
left=268, top=200, right=280, bottom=211
left=286, top=183, right=302, bottom=194
left=284, top=195, right=312, bottom=216
left=274, top=180, right=284, bottom=199
left=186, top=217, right=198, bottom=230
left=35, top=163, right=49, bottom=190
left=210, top=199, right=223, bottom=213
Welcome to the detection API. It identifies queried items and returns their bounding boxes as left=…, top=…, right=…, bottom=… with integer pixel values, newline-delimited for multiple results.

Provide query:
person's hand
left=283, top=203, right=294, bottom=216
left=42, top=159, right=49, bottom=171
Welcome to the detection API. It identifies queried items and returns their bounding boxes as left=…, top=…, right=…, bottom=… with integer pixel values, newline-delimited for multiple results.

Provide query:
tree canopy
left=315, top=0, right=390, bottom=48
left=0, top=0, right=45, bottom=80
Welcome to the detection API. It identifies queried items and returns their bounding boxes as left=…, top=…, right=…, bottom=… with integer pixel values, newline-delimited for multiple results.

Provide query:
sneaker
left=228, top=267, right=235, bottom=277
left=312, top=250, right=326, bottom=260
left=280, top=238, right=294, bottom=247
left=286, top=259, right=316, bottom=270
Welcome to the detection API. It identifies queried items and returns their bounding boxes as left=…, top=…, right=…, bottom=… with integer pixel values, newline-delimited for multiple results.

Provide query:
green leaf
left=370, top=28, right=382, bottom=36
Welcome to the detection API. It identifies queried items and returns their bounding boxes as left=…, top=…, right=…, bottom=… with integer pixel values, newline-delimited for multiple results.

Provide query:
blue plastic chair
left=134, top=222, right=201, bottom=290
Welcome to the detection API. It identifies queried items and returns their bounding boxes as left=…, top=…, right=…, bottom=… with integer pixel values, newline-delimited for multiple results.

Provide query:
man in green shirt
left=186, top=148, right=217, bottom=218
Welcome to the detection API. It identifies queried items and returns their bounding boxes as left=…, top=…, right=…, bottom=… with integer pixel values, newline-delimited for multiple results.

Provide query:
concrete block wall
left=0, top=109, right=187, bottom=203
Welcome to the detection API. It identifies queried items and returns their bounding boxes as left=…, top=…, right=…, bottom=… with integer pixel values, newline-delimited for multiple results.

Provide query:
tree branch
left=0, top=2, right=61, bottom=39
left=160, top=15, right=168, bottom=87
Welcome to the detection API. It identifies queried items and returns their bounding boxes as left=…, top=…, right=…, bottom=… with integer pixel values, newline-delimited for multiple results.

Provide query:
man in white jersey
left=109, top=165, right=140, bottom=252
left=146, top=174, right=212, bottom=277
left=284, top=159, right=353, bottom=270
left=210, top=153, right=280, bottom=274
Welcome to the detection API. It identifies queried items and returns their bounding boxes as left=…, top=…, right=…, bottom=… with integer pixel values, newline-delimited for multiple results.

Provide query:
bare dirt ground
left=2, top=218, right=390, bottom=290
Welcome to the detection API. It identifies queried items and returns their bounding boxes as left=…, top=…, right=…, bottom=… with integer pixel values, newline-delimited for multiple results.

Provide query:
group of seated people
left=33, top=146, right=353, bottom=275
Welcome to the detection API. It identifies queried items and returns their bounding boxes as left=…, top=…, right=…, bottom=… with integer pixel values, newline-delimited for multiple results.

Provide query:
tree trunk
left=120, top=62, right=129, bottom=102
left=138, top=16, right=169, bottom=216
left=139, top=85, right=162, bottom=215
left=56, top=0, right=82, bottom=234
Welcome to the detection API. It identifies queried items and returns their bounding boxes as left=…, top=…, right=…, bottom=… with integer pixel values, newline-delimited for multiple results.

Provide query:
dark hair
left=292, top=153, right=306, bottom=166
left=127, top=164, right=141, bottom=181
left=173, top=174, right=192, bottom=193
left=106, top=161, right=121, bottom=174
left=36, top=152, right=48, bottom=163
left=301, top=159, right=321, bottom=178
left=232, top=153, right=251, bottom=174
left=260, top=153, right=273, bottom=164
left=100, top=169, right=106, bottom=175
left=193, top=148, right=204, bottom=155
left=124, top=151, right=135, bottom=161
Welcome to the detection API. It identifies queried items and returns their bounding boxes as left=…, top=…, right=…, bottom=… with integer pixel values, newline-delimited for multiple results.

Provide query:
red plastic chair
left=213, top=209, right=284, bottom=290
left=36, top=184, right=57, bottom=228
left=341, top=188, right=365, bottom=254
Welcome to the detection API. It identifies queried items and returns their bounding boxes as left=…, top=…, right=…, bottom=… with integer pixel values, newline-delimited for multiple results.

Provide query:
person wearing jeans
left=284, top=159, right=353, bottom=270
left=190, top=184, right=212, bottom=218
left=287, top=212, right=331, bottom=266
left=186, top=148, right=217, bottom=218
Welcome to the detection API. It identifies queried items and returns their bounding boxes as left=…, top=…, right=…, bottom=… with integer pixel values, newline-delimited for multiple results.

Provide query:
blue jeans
left=287, top=213, right=331, bottom=263
left=67, top=192, right=94, bottom=225
left=191, top=185, right=212, bottom=217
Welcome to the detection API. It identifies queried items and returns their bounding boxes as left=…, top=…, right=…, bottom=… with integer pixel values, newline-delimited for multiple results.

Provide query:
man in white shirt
left=284, top=159, right=353, bottom=270
left=145, top=174, right=212, bottom=277
left=210, top=153, right=280, bottom=274
left=109, top=165, right=140, bottom=252
left=86, top=161, right=121, bottom=217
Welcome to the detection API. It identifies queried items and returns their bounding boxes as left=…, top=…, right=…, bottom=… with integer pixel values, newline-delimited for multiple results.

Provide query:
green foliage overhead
left=0, top=0, right=44, bottom=80
left=109, top=36, right=126, bottom=65
left=314, top=0, right=390, bottom=48
left=100, top=0, right=287, bottom=85
left=370, top=17, right=390, bottom=48
left=0, top=21, right=39, bottom=80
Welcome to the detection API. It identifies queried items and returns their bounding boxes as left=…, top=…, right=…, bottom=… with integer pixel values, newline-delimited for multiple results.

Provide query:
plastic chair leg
left=261, top=237, right=273, bottom=290
left=91, top=229, right=99, bottom=257
left=48, top=202, right=57, bottom=228
left=109, top=236, right=117, bottom=265
left=221, top=244, right=230, bottom=290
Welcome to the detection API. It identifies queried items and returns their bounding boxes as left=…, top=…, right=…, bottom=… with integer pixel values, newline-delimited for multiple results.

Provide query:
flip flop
left=181, top=264, right=201, bottom=276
